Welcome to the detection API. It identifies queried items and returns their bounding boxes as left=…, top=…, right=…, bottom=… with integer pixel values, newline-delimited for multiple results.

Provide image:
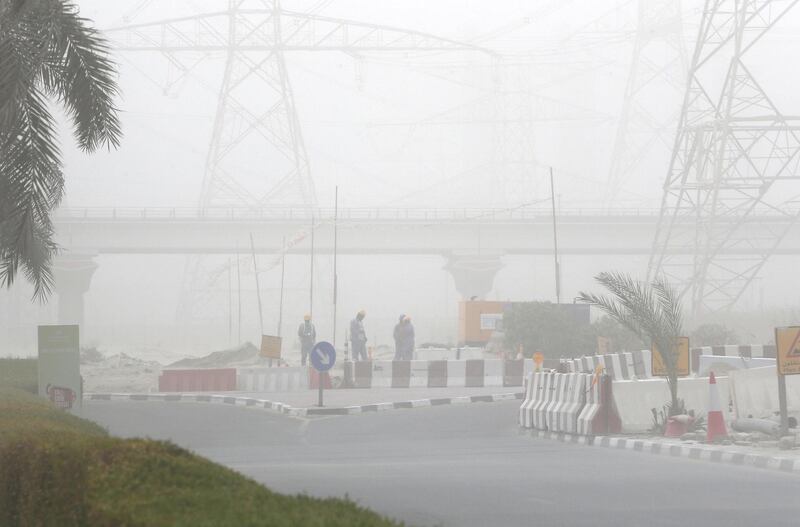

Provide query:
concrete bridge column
left=53, top=254, right=98, bottom=326
left=443, top=253, right=504, bottom=300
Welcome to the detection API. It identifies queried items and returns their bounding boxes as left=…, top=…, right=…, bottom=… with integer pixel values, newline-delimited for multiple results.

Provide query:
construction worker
left=392, top=314, right=405, bottom=361
left=349, top=310, right=368, bottom=362
left=297, top=314, right=316, bottom=366
left=399, top=315, right=415, bottom=360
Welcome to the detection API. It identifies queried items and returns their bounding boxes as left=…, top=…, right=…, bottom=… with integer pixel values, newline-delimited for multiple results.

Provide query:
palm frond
left=0, top=0, right=120, bottom=298
left=38, top=0, right=121, bottom=151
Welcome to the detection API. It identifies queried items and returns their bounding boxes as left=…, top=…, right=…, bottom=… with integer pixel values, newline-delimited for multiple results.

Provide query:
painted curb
left=85, top=391, right=524, bottom=418
left=523, top=428, right=800, bottom=475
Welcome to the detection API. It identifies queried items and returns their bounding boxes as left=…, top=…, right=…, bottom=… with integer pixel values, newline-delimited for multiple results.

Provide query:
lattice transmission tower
left=106, top=0, right=490, bottom=210
left=606, top=0, right=689, bottom=205
left=648, top=0, right=800, bottom=317
left=105, top=1, right=492, bottom=324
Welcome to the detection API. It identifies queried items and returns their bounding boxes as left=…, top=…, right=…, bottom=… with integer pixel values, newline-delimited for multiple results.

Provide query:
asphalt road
left=81, top=400, right=800, bottom=527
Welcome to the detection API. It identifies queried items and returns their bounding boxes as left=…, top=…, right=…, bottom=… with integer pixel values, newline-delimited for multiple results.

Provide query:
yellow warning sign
left=260, top=335, right=282, bottom=360
left=776, top=326, right=800, bottom=376
left=652, top=337, right=690, bottom=377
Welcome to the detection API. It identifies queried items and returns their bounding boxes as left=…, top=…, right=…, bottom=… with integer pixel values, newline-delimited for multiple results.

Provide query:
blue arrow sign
left=310, top=341, right=336, bottom=372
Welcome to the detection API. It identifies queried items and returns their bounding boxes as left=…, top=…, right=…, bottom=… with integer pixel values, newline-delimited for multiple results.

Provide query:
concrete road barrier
left=612, top=376, right=732, bottom=433
left=729, top=365, right=800, bottom=420
left=697, top=355, right=775, bottom=377
left=237, top=367, right=308, bottom=392
left=350, top=359, right=528, bottom=389
left=159, top=368, right=237, bottom=392
left=691, top=344, right=776, bottom=372
left=545, top=373, right=566, bottom=431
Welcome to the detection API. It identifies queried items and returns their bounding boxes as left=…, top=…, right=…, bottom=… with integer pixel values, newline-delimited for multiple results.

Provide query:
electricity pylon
left=105, top=0, right=491, bottom=324
left=605, top=0, right=688, bottom=205
left=648, top=0, right=800, bottom=317
left=106, top=0, right=490, bottom=210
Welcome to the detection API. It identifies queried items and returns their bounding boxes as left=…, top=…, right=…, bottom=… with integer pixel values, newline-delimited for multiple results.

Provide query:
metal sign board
left=37, top=325, right=81, bottom=412
left=310, top=341, right=336, bottom=372
left=260, top=335, right=282, bottom=360
left=775, top=326, right=800, bottom=375
left=652, top=336, right=690, bottom=377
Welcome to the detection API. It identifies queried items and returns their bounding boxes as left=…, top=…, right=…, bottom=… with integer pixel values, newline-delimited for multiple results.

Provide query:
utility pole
left=249, top=233, right=264, bottom=336
left=309, top=214, right=315, bottom=318
left=550, top=167, right=561, bottom=304
left=278, top=236, right=286, bottom=337
left=227, top=257, right=232, bottom=345
left=333, top=186, right=339, bottom=347
left=236, top=245, right=241, bottom=344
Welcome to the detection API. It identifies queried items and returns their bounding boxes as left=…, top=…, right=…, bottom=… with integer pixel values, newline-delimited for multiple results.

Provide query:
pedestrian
left=393, top=314, right=405, bottom=361
left=297, top=314, right=316, bottom=366
left=349, top=310, right=368, bottom=362
left=399, top=315, right=415, bottom=360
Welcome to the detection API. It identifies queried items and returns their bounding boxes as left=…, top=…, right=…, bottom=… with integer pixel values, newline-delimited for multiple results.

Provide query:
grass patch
left=0, top=386, right=403, bottom=526
left=0, top=358, right=38, bottom=394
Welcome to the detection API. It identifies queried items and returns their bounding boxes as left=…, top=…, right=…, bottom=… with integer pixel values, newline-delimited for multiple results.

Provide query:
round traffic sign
left=310, top=341, right=336, bottom=372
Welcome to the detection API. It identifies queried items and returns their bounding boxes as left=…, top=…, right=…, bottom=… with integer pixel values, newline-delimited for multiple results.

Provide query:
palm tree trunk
left=668, top=372, right=679, bottom=415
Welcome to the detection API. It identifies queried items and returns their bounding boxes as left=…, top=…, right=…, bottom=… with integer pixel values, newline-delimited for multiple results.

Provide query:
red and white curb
left=85, top=392, right=524, bottom=417
left=523, top=429, right=800, bottom=475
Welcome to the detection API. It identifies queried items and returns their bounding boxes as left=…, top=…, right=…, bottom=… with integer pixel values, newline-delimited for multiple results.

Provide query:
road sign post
left=775, top=326, right=800, bottom=436
left=38, top=325, right=81, bottom=412
left=310, top=341, right=336, bottom=407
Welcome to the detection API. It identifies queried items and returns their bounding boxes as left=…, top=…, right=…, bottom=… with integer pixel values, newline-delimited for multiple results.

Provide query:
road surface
left=82, top=400, right=800, bottom=527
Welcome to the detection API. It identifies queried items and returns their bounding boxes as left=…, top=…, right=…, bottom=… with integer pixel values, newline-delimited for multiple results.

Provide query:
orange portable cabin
left=458, top=300, right=509, bottom=346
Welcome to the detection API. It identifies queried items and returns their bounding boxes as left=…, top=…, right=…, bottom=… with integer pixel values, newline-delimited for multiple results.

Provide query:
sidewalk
left=524, top=428, right=800, bottom=475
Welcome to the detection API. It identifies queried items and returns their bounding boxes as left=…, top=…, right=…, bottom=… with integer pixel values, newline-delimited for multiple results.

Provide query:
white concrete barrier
left=371, top=361, right=393, bottom=388
left=484, top=359, right=504, bottom=387
left=729, top=365, right=800, bottom=420
left=237, top=367, right=308, bottom=392
left=545, top=374, right=566, bottom=431
left=577, top=374, right=601, bottom=436
left=533, top=372, right=555, bottom=429
left=408, top=360, right=430, bottom=388
left=611, top=376, right=732, bottom=433
left=559, top=374, right=588, bottom=434
left=697, top=355, right=775, bottom=377
left=519, top=372, right=536, bottom=428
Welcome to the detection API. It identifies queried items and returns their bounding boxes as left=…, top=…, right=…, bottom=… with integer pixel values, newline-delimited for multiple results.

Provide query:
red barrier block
left=308, top=368, right=332, bottom=389
left=158, top=368, right=236, bottom=392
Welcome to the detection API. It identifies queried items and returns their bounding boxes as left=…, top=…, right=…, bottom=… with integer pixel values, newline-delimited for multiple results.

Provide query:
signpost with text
left=775, top=326, right=800, bottom=435
left=38, top=325, right=81, bottom=412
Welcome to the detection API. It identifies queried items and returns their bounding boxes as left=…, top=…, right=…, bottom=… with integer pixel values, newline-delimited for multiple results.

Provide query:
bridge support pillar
left=53, top=254, right=98, bottom=326
left=444, top=253, right=504, bottom=300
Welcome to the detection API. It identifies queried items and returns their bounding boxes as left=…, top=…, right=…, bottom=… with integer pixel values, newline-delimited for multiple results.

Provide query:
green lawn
left=0, top=365, right=403, bottom=527
left=0, top=357, right=37, bottom=394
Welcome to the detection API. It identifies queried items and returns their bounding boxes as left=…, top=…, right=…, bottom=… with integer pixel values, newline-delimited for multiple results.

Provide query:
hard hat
left=304, top=314, right=311, bottom=321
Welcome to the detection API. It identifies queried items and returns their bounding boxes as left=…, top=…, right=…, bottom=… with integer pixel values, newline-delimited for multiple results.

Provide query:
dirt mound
left=82, top=352, right=161, bottom=393
left=167, top=342, right=260, bottom=369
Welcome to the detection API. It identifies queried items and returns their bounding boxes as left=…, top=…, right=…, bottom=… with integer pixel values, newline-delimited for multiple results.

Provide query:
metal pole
left=236, top=246, right=241, bottom=344
left=228, top=257, right=232, bottom=345
left=278, top=236, right=286, bottom=337
left=778, top=372, right=789, bottom=437
left=776, top=328, right=789, bottom=436
left=310, top=214, right=315, bottom=318
left=249, top=233, right=264, bottom=336
left=550, top=167, right=561, bottom=304
left=333, top=186, right=339, bottom=347
left=318, top=371, right=324, bottom=407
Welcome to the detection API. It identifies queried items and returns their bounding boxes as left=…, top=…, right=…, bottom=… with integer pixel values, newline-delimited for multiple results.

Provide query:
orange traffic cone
left=707, top=371, right=727, bottom=442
